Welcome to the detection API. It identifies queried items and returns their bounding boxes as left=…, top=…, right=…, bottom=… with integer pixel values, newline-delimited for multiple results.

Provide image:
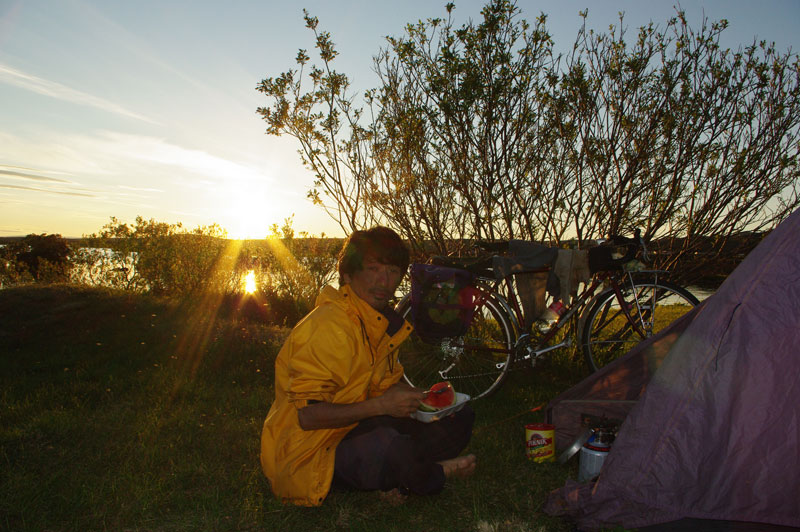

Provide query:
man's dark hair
left=337, top=226, right=410, bottom=285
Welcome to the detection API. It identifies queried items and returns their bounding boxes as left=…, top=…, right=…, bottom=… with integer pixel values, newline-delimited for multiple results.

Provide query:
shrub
left=74, top=216, right=342, bottom=327
left=1, top=234, right=71, bottom=285
left=82, top=217, right=236, bottom=295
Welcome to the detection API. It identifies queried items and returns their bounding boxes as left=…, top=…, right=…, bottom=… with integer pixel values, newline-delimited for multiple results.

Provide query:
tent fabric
left=544, top=208, right=800, bottom=531
left=546, top=305, right=700, bottom=452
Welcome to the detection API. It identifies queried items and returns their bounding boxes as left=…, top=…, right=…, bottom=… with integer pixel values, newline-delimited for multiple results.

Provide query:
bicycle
left=394, top=232, right=700, bottom=400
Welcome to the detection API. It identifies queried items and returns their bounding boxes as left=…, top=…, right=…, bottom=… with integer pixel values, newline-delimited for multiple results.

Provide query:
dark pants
left=332, top=405, right=475, bottom=496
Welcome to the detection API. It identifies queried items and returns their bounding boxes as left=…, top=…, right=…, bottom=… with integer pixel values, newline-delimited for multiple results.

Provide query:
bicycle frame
left=395, top=242, right=698, bottom=397
left=470, top=267, right=659, bottom=366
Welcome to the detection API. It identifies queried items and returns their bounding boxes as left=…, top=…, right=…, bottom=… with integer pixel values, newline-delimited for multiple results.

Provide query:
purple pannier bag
left=409, top=263, right=479, bottom=342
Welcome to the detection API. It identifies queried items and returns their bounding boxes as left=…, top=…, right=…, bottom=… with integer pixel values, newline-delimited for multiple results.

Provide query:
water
left=68, top=247, right=138, bottom=289
left=686, top=286, right=715, bottom=302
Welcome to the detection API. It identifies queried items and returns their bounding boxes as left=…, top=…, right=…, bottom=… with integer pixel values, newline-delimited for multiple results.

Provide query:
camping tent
left=544, top=207, right=800, bottom=531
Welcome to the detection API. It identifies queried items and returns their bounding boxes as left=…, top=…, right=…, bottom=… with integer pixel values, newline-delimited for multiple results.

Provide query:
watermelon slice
left=419, top=381, right=456, bottom=412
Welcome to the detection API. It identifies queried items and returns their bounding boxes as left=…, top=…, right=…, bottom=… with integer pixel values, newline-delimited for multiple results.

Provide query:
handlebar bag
left=587, top=245, right=627, bottom=273
left=410, top=263, right=478, bottom=341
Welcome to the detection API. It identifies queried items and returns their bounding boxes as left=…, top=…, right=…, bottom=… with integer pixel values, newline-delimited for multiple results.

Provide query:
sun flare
left=243, top=270, right=257, bottom=294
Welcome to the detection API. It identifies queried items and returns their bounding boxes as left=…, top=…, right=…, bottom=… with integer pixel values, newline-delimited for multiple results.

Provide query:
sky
left=1, top=0, right=798, bottom=239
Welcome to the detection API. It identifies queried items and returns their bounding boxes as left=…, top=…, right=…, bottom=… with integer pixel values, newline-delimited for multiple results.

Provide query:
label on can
left=525, top=423, right=555, bottom=462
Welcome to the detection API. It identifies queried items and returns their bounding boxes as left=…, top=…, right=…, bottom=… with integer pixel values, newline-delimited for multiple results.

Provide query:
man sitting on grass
left=260, top=226, right=476, bottom=506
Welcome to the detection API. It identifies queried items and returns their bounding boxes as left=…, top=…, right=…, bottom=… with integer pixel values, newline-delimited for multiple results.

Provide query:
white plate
left=411, top=392, right=470, bottom=423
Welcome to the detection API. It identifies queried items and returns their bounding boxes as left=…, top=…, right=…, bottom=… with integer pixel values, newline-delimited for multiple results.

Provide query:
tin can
left=525, top=423, right=555, bottom=462
left=578, top=442, right=610, bottom=481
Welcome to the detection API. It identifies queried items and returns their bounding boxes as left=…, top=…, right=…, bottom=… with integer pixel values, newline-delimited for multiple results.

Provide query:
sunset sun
left=221, top=183, right=277, bottom=240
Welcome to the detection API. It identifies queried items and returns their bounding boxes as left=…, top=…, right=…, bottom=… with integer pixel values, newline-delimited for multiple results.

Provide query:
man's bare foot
left=438, top=454, right=477, bottom=479
left=379, top=488, right=408, bottom=506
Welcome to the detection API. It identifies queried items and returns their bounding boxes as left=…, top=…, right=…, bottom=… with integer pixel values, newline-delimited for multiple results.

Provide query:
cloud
left=0, top=166, right=72, bottom=183
left=0, top=63, right=159, bottom=125
left=85, top=131, right=277, bottom=185
left=0, top=130, right=278, bottom=205
left=117, top=184, right=163, bottom=193
left=0, top=183, right=96, bottom=197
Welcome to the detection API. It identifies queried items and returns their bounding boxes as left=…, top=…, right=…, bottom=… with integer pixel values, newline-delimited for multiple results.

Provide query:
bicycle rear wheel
left=396, top=290, right=515, bottom=400
left=581, top=279, right=699, bottom=372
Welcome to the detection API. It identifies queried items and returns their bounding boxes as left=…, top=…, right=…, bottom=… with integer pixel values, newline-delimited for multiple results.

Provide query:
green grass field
left=0, top=284, right=619, bottom=531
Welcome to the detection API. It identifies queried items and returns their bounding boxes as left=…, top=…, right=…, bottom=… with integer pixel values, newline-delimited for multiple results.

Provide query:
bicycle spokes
left=582, top=280, right=699, bottom=372
left=398, top=291, right=515, bottom=399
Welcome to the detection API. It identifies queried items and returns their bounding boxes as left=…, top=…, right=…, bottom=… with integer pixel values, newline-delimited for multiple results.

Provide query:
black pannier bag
left=588, top=245, right=621, bottom=273
left=409, top=263, right=479, bottom=341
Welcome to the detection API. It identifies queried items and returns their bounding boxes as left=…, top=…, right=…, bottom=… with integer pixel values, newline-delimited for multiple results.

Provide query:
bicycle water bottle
left=537, top=300, right=565, bottom=332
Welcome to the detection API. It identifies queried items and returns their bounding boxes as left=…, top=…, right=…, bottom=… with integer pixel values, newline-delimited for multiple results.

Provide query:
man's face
left=343, top=258, right=405, bottom=310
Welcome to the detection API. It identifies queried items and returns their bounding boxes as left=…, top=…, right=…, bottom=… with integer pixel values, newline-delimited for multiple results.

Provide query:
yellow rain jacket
left=260, top=284, right=413, bottom=506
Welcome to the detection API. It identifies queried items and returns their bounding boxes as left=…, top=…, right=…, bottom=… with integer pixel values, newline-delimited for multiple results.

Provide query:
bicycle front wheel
left=396, top=291, right=515, bottom=400
left=581, top=280, right=699, bottom=372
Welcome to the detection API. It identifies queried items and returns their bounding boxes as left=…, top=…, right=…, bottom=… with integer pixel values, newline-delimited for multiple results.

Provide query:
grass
left=0, top=284, right=611, bottom=532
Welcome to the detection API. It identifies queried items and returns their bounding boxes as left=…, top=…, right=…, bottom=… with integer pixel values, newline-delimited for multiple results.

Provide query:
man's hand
left=377, top=381, right=426, bottom=418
